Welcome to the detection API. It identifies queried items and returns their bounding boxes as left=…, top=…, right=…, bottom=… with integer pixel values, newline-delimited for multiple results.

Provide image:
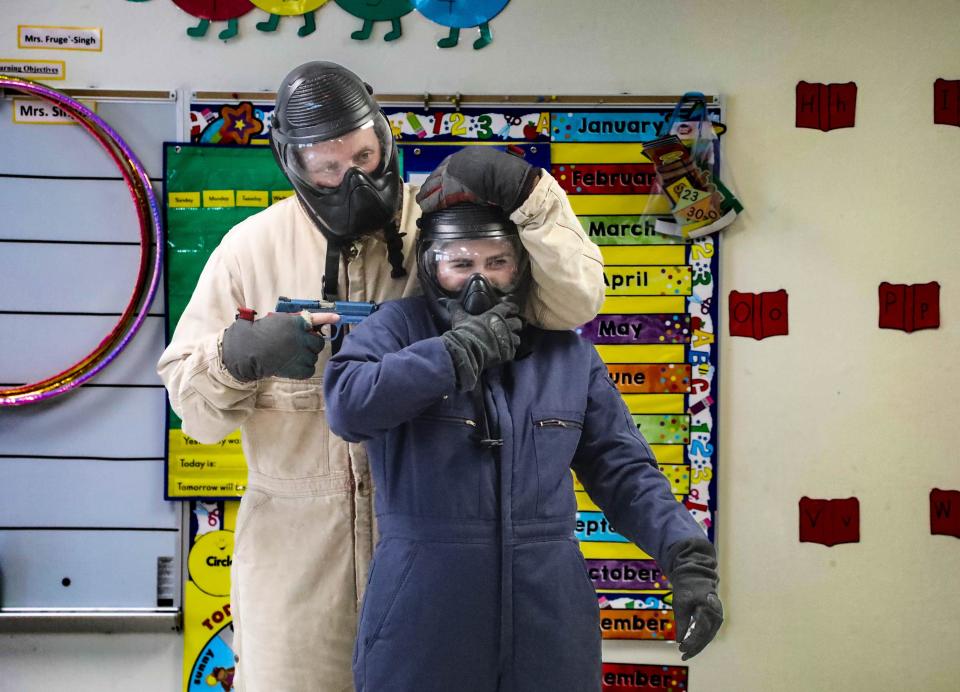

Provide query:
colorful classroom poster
left=383, top=104, right=722, bottom=643
left=164, top=143, right=292, bottom=499
left=182, top=499, right=239, bottom=692
left=167, top=101, right=722, bottom=658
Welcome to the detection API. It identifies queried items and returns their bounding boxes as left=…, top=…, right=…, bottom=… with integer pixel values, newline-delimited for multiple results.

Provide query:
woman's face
left=434, top=237, right=520, bottom=293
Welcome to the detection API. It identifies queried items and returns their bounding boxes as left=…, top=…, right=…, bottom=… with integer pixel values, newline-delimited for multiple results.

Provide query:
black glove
left=221, top=312, right=324, bottom=382
left=416, top=147, right=540, bottom=215
left=664, top=537, right=724, bottom=660
left=439, top=299, right=522, bottom=391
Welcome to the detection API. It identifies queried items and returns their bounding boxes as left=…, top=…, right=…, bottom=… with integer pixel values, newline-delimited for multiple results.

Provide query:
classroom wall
left=2, top=1, right=959, bottom=690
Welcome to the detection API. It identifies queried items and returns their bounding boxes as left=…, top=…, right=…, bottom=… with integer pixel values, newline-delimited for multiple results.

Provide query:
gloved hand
left=664, top=537, right=724, bottom=660
left=416, top=147, right=540, bottom=215
left=221, top=312, right=324, bottom=382
left=439, top=299, right=523, bottom=391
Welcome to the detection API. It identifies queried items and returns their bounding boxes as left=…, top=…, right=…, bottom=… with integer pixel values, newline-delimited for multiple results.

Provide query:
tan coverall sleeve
left=510, top=170, right=605, bottom=330
left=156, top=244, right=258, bottom=444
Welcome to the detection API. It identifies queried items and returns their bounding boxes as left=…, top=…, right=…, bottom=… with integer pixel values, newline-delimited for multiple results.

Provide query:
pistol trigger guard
left=325, top=323, right=342, bottom=342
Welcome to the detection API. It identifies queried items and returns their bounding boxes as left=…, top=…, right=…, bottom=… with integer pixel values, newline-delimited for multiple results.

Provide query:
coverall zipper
left=535, top=418, right=583, bottom=430
left=483, top=370, right=515, bottom=691
left=344, top=243, right=359, bottom=604
left=420, top=414, right=478, bottom=428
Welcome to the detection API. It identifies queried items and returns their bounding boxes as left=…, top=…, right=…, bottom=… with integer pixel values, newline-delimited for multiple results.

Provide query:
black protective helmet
left=270, top=62, right=403, bottom=241
left=417, top=203, right=530, bottom=318
left=270, top=61, right=402, bottom=245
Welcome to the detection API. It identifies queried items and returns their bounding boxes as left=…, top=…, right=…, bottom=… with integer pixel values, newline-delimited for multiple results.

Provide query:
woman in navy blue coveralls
left=324, top=204, right=723, bottom=692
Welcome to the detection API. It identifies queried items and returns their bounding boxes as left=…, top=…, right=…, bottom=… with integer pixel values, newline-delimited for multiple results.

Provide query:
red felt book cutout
left=729, top=290, right=788, bottom=340
left=799, top=497, right=860, bottom=547
left=878, top=282, right=940, bottom=333
left=934, top=79, right=960, bottom=126
left=931, top=489, right=960, bottom=539
left=796, top=81, right=857, bottom=131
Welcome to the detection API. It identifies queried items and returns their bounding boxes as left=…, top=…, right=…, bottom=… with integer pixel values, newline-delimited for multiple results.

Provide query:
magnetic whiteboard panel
left=0, top=100, right=173, bottom=178
left=0, top=314, right=165, bottom=386
left=0, top=459, right=177, bottom=529
left=0, top=243, right=166, bottom=314
left=0, top=92, right=179, bottom=621
left=0, top=529, right=179, bottom=608
left=0, top=178, right=144, bottom=243
left=0, top=386, right=167, bottom=459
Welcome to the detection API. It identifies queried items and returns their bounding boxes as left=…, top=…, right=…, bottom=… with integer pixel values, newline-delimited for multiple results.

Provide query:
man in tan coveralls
left=158, top=61, right=605, bottom=692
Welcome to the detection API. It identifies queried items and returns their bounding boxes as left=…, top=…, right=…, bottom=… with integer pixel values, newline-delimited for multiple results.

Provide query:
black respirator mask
left=270, top=61, right=406, bottom=300
left=417, top=204, right=531, bottom=321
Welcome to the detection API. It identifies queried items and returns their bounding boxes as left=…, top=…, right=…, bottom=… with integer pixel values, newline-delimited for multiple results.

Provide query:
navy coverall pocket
left=356, top=539, right=500, bottom=692
left=531, top=409, right=584, bottom=517
left=354, top=538, right=419, bottom=688
left=405, top=402, right=485, bottom=516
left=512, top=539, right=602, bottom=692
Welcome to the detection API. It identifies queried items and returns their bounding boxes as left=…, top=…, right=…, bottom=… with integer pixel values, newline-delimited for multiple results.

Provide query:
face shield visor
left=270, top=61, right=403, bottom=243
left=417, top=203, right=531, bottom=317
left=421, top=236, right=528, bottom=315
left=273, top=112, right=401, bottom=241
left=283, top=114, right=394, bottom=192
left=423, top=236, right=526, bottom=292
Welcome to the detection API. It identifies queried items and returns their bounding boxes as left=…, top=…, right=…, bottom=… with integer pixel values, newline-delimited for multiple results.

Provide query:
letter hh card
left=796, top=81, right=857, bottom=131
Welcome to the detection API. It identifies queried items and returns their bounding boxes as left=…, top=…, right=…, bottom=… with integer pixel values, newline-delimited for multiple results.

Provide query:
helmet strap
left=323, top=242, right=341, bottom=302
left=383, top=220, right=408, bottom=279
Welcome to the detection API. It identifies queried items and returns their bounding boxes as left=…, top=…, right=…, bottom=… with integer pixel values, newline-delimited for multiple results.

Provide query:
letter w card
left=930, top=489, right=960, bottom=539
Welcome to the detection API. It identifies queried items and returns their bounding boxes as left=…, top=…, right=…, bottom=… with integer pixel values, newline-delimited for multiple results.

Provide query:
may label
left=579, top=314, right=691, bottom=345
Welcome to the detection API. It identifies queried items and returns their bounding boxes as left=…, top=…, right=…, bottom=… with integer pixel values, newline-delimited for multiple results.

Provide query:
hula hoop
left=0, top=76, right=163, bottom=407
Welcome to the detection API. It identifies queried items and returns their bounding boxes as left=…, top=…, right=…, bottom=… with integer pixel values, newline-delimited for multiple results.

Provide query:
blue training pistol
left=275, top=296, right=378, bottom=340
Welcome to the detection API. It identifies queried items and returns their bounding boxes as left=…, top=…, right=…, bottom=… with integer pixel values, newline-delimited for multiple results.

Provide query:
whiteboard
left=0, top=91, right=181, bottom=631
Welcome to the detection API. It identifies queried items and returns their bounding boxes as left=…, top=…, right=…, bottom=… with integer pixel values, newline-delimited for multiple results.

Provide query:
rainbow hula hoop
left=0, top=76, right=163, bottom=407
